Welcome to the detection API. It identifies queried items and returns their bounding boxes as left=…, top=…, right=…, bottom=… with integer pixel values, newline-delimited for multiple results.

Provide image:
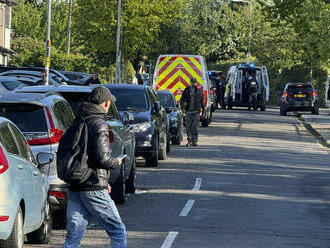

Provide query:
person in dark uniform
left=84, top=72, right=101, bottom=85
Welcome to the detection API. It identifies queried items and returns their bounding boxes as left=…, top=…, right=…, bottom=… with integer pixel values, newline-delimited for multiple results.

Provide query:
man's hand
left=118, top=157, right=124, bottom=165
left=107, top=185, right=111, bottom=194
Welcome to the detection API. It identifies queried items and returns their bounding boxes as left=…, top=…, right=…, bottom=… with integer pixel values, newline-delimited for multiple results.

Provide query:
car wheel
left=260, top=106, right=266, bottom=111
left=158, top=134, right=167, bottom=160
left=0, top=207, right=24, bottom=248
left=52, top=209, right=66, bottom=229
left=145, top=136, right=159, bottom=167
left=26, top=198, right=52, bottom=244
left=111, top=166, right=126, bottom=205
left=125, top=158, right=136, bottom=194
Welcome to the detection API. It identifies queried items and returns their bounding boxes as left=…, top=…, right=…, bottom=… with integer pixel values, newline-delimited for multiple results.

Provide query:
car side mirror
left=154, top=102, right=161, bottom=113
left=122, top=111, right=134, bottom=125
left=37, top=152, right=54, bottom=169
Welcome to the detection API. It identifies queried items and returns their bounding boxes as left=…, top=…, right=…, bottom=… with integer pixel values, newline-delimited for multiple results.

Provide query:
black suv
left=279, top=82, right=319, bottom=116
left=104, top=84, right=168, bottom=167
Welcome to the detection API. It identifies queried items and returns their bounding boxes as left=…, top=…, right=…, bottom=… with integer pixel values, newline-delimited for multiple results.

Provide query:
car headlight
left=130, top=122, right=152, bottom=133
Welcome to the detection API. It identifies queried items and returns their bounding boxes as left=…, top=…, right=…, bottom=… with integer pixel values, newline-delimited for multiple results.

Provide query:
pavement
left=299, top=108, right=330, bottom=148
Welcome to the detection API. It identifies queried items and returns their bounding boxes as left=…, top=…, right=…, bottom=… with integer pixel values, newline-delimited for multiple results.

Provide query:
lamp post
left=231, top=0, right=252, bottom=63
left=45, top=0, right=52, bottom=85
left=115, top=0, right=122, bottom=84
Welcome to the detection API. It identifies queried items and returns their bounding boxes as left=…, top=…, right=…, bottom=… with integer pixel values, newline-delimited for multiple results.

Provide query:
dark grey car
left=14, top=85, right=136, bottom=205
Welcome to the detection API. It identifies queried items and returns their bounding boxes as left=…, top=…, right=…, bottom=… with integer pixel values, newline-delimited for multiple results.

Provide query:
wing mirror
left=37, top=152, right=54, bottom=171
left=122, top=111, right=134, bottom=125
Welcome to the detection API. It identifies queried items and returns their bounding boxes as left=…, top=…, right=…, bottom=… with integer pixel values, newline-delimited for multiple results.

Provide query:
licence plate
left=294, top=94, right=306, bottom=98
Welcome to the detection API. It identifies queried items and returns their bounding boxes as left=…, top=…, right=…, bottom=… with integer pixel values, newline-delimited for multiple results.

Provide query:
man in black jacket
left=180, top=77, right=205, bottom=146
left=63, top=86, right=126, bottom=248
left=84, top=72, right=101, bottom=85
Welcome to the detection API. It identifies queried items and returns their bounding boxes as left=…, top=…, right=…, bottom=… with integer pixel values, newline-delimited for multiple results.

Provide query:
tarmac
left=299, top=108, right=330, bottom=148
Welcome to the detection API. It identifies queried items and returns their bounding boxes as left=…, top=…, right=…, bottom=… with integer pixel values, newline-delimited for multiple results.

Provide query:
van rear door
left=261, top=66, right=270, bottom=102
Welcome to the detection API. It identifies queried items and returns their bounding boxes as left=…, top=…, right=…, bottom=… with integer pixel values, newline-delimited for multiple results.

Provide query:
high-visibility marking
left=193, top=178, right=202, bottom=190
left=179, top=199, right=195, bottom=216
left=160, top=232, right=178, bottom=248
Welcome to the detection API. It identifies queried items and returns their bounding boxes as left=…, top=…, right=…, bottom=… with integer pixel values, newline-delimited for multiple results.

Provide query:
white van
left=225, top=63, right=270, bottom=110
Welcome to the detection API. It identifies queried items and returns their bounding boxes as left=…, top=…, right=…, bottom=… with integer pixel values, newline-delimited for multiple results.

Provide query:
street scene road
left=26, top=108, right=330, bottom=248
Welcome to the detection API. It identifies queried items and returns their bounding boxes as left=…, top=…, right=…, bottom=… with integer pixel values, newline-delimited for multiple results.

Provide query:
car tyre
left=0, top=207, right=24, bottom=248
left=201, top=117, right=209, bottom=127
left=26, top=198, right=52, bottom=244
left=125, top=158, right=136, bottom=194
left=260, top=106, right=266, bottom=111
left=166, top=134, right=171, bottom=153
left=280, top=107, right=287, bottom=116
left=158, top=135, right=167, bottom=160
left=112, top=165, right=126, bottom=205
left=145, top=136, right=159, bottom=167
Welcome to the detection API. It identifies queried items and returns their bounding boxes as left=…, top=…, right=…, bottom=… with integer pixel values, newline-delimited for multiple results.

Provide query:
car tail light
left=27, top=108, right=63, bottom=146
left=210, top=89, right=214, bottom=95
left=109, top=130, right=114, bottom=143
left=297, top=84, right=303, bottom=87
left=283, top=92, right=290, bottom=98
left=311, top=91, right=317, bottom=97
left=0, top=216, right=9, bottom=222
left=0, top=146, right=9, bottom=174
left=50, top=191, right=65, bottom=199
left=203, top=90, right=207, bottom=106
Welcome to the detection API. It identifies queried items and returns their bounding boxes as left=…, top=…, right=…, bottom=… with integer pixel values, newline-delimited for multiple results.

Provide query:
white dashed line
left=160, top=232, right=178, bottom=248
left=192, top=177, right=202, bottom=190
left=179, top=199, right=195, bottom=216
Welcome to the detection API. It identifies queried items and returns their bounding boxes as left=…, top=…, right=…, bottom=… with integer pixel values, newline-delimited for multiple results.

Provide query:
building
left=0, top=0, right=17, bottom=66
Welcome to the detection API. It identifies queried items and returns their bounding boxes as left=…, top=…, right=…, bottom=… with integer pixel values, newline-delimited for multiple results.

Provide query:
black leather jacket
left=69, top=102, right=120, bottom=191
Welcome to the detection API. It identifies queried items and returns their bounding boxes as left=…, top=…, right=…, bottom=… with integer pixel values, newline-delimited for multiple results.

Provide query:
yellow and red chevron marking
left=155, top=55, right=203, bottom=102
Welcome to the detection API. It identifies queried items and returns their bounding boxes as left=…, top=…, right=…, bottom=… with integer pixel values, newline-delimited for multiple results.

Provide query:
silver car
left=0, top=117, right=53, bottom=246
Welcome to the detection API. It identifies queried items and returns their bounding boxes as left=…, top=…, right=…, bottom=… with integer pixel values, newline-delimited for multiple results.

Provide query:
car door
left=9, top=122, right=47, bottom=230
left=108, top=104, right=133, bottom=176
left=148, top=88, right=167, bottom=148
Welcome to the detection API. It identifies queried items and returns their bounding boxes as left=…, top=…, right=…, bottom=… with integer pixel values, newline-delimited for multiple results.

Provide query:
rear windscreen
left=109, top=88, right=148, bottom=111
left=158, top=93, right=175, bottom=108
left=59, top=92, right=91, bottom=114
left=0, top=104, right=48, bottom=132
left=287, top=85, right=313, bottom=93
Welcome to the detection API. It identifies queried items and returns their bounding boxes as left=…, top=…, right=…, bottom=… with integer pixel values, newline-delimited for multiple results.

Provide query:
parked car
left=104, top=84, right=168, bottom=167
left=0, top=70, right=63, bottom=86
left=0, top=117, right=54, bottom=246
left=279, top=82, right=319, bottom=116
left=157, top=90, right=184, bottom=145
left=59, top=70, right=91, bottom=85
left=0, top=92, right=75, bottom=226
left=14, top=85, right=136, bottom=205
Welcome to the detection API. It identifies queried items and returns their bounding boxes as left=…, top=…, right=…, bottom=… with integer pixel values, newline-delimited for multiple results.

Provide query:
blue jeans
left=63, top=189, right=127, bottom=248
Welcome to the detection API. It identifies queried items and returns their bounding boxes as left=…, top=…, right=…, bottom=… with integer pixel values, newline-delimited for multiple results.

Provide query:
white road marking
left=179, top=199, right=195, bottom=216
left=193, top=177, right=202, bottom=190
left=160, top=232, right=178, bottom=248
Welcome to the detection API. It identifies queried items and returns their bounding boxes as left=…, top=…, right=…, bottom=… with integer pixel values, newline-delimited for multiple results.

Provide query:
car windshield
left=158, top=93, right=175, bottom=108
left=109, top=88, right=149, bottom=111
left=0, top=104, right=48, bottom=132
left=59, top=92, right=91, bottom=114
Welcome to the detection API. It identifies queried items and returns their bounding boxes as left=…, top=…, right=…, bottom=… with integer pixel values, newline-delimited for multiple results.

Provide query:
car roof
left=13, top=85, right=96, bottom=93
left=156, top=90, right=173, bottom=95
left=0, top=92, right=61, bottom=107
left=103, top=83, right=147, bottom=90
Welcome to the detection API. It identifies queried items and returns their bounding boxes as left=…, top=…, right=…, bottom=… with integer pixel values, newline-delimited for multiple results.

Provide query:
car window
left=287, top=84, right=313, bottom=93
left=0, top=123, right=19, bottom=156
left=158, top=93, right=175, bottom=108
left=60, top=92, right=91, bottom=114
left=108, top=103, right=120, bottom=120
left=109, top=88, right=149, bottom=111
left=53, top=101, right=75, bottom=131
left=1, top=80, right=23, bottom=90
left=9, top=122, right=35, bottom=163
left=0, top=104, right=48, bottom=132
